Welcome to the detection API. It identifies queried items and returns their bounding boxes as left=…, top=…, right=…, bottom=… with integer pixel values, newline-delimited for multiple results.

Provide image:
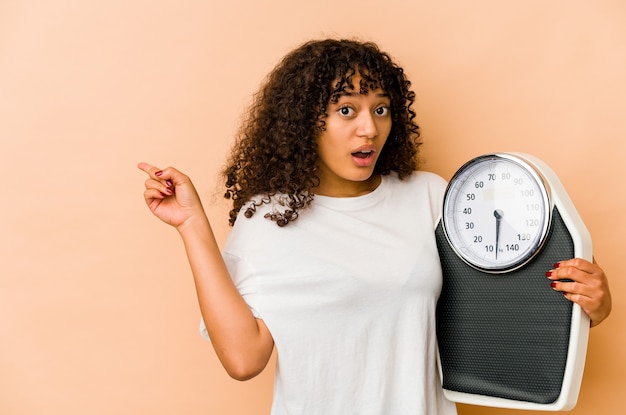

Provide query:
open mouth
left=351, top=150, right=373, bottom=159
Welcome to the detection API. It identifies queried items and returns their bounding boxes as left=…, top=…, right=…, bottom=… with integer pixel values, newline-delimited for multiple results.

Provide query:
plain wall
left=1, top=0, right=624, bottom=414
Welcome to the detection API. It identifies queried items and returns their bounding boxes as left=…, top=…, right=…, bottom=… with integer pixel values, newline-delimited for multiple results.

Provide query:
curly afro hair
left=222, top=38, right=421, bottom=226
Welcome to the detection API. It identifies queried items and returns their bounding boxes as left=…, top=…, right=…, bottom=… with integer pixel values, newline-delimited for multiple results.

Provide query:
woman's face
left=314, top=79, right=392, bottom=197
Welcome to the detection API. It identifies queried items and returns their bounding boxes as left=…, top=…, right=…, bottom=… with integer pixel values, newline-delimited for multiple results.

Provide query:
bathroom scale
left=435, top=152, right=591, bottom=410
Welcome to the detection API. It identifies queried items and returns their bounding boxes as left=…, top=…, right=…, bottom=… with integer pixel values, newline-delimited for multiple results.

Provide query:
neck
left=314, top=174, right=382, bottom=197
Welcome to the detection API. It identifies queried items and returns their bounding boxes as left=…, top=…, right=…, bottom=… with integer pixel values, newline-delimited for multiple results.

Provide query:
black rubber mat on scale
left=436, top=207, right=573, bottom=404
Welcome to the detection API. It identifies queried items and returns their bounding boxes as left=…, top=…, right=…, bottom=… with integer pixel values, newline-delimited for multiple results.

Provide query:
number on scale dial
left=442, top=154, right=552, bottom=272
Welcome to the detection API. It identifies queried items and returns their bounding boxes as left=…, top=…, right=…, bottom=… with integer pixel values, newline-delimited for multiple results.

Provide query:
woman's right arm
left=138, top=162, right=274, bottom=381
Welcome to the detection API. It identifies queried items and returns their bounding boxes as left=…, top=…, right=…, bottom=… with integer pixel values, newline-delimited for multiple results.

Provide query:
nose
left=356, top=112, right=378, bottom=139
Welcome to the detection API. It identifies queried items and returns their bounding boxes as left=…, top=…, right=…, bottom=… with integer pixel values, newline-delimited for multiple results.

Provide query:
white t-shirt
left=202, top=171, right=457, bottom=415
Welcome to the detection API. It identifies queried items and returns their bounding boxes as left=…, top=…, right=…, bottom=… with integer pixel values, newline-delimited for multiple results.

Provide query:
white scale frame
left=437, top=152, right=591, bottom=411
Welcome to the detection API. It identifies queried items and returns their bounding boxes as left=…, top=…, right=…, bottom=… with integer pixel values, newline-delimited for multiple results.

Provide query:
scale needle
left=494, top=209, right=504, bottom=260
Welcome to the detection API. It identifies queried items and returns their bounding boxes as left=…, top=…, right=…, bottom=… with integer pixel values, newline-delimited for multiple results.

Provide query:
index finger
left=137, top=162, right=161, bottom=175
left=556, top=258, right=596, bottom=274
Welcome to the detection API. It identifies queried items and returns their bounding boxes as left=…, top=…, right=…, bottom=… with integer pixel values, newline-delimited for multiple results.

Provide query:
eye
left=338, top=106, right=355, bottom=117
left=375, top=105, right=390, bottom=116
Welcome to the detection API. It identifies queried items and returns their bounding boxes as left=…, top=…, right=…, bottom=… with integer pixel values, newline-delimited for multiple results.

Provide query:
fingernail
left=553, top=262, right=560, bottom=269
left=166, top=179, right=173, bottom=188
left=546, top=271, right=553, bottom=277
left=159, top=191, right=168, bottom=197
left=155, top=170, right=163, bottom=177
left=550, top=282, right=557, bottom=288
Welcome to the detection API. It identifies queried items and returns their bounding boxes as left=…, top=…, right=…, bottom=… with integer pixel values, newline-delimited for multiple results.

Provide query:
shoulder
left=225, top=194, right=290, bottom=246
left=411, top=170, right=447, bottom=188
left=385, top=171, right=448, bottom=223
left=387, top=170, right=448, bottom=195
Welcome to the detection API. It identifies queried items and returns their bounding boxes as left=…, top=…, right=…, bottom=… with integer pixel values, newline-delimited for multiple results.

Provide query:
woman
left=138, top=39, right=611, bottom=414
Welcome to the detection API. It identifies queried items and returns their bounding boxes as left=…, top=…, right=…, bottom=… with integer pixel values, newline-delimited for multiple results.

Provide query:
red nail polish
left=546, top=271, right=553, bottom=277
left=553, top=262, right=560, bottom=269
left=550, top=282, right=557, bottom=288
left=155, top=170, right=163, bottom=177
left=166, top=179, right=173, bottom=187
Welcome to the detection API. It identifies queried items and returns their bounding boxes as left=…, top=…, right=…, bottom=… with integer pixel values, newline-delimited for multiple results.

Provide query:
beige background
left=1, top=0, right=624, bottom=414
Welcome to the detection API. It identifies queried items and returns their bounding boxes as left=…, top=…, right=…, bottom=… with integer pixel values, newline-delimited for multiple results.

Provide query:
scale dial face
left=442, top=154, right=552, bottom=273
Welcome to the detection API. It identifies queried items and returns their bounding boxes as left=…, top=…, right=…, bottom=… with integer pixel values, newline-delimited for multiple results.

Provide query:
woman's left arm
left=547, top=258, right=612, bottom=327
